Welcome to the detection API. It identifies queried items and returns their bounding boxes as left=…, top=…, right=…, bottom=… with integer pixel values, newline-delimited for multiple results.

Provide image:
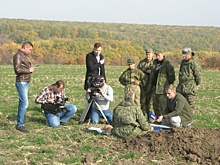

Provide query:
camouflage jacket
left=119, top=68, right=145, bottom=87
left=177, top=57, right=202, bottom=95
left=164, top=93, right=193, bottom=126
left=137, top=58, right=155, bottom=87
left=149, top=59, right=175, bottom=94
left=112, top=101, right=151, bottom=139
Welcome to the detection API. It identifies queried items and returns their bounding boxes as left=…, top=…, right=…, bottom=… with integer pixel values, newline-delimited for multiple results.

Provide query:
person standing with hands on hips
left=13, top=42, right=37, bottom=133
left=84, top=43, right=106, bottom=90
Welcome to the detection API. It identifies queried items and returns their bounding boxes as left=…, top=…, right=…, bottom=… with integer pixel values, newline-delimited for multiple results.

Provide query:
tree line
left=0, top=18, right=219, bottom=69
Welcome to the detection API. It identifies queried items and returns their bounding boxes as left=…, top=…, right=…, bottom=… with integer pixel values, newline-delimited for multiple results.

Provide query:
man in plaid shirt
left=35, top=80, right=77, bottom=127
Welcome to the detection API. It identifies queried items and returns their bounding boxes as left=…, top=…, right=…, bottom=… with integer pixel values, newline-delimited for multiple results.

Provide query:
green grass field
left=0, top=65, right=219, bottom=164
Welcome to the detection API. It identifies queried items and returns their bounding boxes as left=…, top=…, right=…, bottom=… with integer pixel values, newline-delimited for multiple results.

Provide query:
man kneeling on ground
left=156, top=84, right=193, bottom=127
left=35, top=80, right=77, bottom=127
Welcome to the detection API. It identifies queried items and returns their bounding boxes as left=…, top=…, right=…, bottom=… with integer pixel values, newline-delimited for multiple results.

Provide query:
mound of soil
left=121, top=127, right=220, bottom=164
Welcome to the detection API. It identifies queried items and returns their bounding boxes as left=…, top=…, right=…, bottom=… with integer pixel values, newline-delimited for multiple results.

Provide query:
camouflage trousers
left=183, top=94, right=196, bottom=113
left=152, top=92, right=167, bottom=117
left=140, top=86, right=154, bottom=116
left=125, top=84, right=140, bottom=106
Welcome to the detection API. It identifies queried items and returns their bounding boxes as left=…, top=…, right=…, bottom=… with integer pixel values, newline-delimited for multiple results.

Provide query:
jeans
left=90, top=108, right=112, bottom=124
left=45, top=104, right=77, bottom=127
left=15, top=82, right=29, bottom=127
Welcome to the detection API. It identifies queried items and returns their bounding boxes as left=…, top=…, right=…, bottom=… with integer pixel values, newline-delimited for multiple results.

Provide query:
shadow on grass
left=0, top=122, right=9, bottom=128
left=6, top=115, right=17, bottom=121
left=29, top=105, right=42, bottom=113
left=6, top=114, right=45, bottom=125
left=27, top=116, right=45, bottom=125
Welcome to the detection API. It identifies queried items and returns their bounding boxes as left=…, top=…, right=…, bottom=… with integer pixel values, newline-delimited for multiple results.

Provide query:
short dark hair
left=55, top=80, right=65, bottom=88
left=22, top=42, right=33, bottom=48
left=94, top=43, right=101, bottom=48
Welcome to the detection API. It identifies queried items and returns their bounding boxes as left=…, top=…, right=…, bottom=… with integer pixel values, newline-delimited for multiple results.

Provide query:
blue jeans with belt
left=15, top=82, right=29, bottom=127
left=44, top=104, right=77, bottom=127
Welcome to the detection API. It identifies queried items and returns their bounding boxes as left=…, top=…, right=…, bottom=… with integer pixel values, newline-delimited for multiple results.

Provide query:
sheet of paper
left=88, top=127, right=104, bottom=133
left=150, top=124, right=171, bottom=129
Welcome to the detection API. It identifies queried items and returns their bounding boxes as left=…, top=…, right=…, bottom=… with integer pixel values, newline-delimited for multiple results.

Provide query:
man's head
left=154, top=49, right=164, bottom=61
left=127, top=58, right=136, bottom=69
left=93, top=42, right=102, bottom=56
left=21, top=42, right=33, bottom=56
left=99, top=75, right=106, bottom=86
left=53, top=80, right=65, bottom=94
left=181, top=47, right=194, bottom=61
left=166, top=84, right=176, bottom=100
left=124, top=90, right=135, bottom=102
left=145, top=48, right=153, bottom=61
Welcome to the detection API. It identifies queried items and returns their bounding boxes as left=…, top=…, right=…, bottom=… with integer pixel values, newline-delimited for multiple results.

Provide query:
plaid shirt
left=35, top=85, right=66, bottom=104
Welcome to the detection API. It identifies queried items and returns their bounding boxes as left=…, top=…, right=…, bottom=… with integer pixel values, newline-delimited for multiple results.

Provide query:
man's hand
left=156, top=116, right=163, bottom=122
left=135, top=80, right=140, bottom=85
left=48, top=98, right=55, bottom=104
left=29, top=66, right=36, bottom=73
left=145, top=69, right=151, bottom=74
left=99, top=90, right=104, bottom=96
left=100, top=59, right=105, bottom=64
left=87, top=88, right=92, bottom=93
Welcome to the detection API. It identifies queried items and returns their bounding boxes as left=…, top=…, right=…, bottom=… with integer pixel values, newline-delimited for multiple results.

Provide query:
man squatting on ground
left=156, top=84, right=193, bottom=127
left=35, top=80, right=77, bottom=127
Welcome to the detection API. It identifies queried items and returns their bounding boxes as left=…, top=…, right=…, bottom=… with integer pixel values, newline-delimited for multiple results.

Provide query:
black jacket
left=84, top=51, right=106, bottom=90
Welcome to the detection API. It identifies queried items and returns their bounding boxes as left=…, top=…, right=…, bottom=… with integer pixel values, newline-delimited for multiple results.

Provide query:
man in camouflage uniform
left=119, top=59, right=145, bottom=106
left=111, top=91, right=152, bottom=139
left=137, top=48, right=155, bottom=119
left=148, top=49, right=175, bottom=118
left=177, top=48, right=202, bottom=113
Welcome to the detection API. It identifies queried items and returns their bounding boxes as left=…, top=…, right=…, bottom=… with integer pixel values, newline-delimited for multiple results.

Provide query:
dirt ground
left=85, top=127, right=220, bottom=165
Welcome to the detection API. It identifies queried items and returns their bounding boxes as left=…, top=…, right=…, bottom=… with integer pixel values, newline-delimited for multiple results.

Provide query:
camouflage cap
left=181, top=47, right=194, bottom=56
left=154, top=49, right=164, bottom=54
left=145, top=48, right=153, bottom=53
left=127, top=58, right=135, bottom=64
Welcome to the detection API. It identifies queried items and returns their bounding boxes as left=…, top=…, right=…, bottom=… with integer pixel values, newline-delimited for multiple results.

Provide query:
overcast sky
left=0, top=0, right=219, bottom=27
